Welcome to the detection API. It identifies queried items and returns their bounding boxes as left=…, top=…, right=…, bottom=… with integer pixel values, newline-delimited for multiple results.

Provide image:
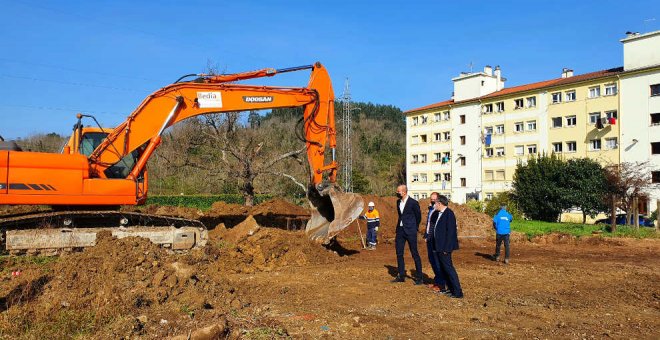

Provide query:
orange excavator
left=0, top=62, right=363, bottom=254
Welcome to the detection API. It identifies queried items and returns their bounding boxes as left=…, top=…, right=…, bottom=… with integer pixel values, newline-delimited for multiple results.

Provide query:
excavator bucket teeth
left=306, top=185, right=364, bottom=242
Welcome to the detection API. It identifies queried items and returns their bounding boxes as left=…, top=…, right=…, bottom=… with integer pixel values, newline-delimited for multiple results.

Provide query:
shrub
left=485, top=192, right=522, bottom=220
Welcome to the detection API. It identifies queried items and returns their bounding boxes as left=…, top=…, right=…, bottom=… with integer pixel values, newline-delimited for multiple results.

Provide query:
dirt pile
left=209, top=201, right=249, bottom=216
left=249, top=199, right=310, bottom=217
left=209, top=216, right=339, bottom=274
left=0, top=232, right=283, bottom=339
left=339, top=195, right=493, bottom=242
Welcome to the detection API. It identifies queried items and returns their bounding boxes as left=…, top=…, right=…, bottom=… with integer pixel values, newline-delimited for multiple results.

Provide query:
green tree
left=562, top=158, right=608, bottom=223
left=512, top=153, right=568, bottom=222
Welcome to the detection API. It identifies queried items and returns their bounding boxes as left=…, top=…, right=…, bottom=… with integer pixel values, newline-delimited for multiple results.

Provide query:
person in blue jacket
left=492, top=204, right=513, bottom=264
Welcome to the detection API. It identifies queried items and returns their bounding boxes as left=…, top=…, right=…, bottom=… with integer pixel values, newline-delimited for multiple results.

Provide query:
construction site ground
left=0, top=198, right=658, bottom=339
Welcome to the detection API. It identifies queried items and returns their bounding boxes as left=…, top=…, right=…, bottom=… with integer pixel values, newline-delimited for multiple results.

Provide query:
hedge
left=145, top=194, right=273, bottom=210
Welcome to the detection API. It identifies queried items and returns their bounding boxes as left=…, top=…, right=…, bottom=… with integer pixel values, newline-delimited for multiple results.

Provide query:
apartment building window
left=420, top=174, right=427, bottom=182
left=412, top=135, right=419, bottom=144
left=526, top=96, right=536, bottom=108
left=651, top=142, right=660, bottom=154
left=443, top=111, right=451, bottom=120
left=565, top=90, right=576, bottom=102
left=412, top=155, right=419, bottom=163
left=444, top=173, right=451, bottom=181
left=484, top=170, right=494, bottom=181
left=413, top=193, right=419, bottom=200
left=552, top=117, right=563, bottom=128
left=412, top=117, right=419, bottom=126
left=485, top=193, right=494, bottom=200
left=566, top=115, right=576, bottom=126
left=496, top=124, right=505, bottom=134
left=420, top=134, right=428, bottom=143
left=652, top=171, right=660, bottom=183
left=495, top=147, right=505, bottom=157
left=606, top=138, right=618, bottom=150
left=515, top=122, right=524, bottom=132
left=527, top=144, right=537, bottom=154
left=514, top=98, right=524, bottom=109
left=566, top=141, right=577, bottom=153
left=421, top=193, right=428, bottom=199
left=589, top=86, right=601, bottom=98
left=496, top=102, right=505, bottom=112
left=443, top=131, right=451, bottom=141
left=485, top=148, right=493, bottom=158
left=421, top=115, right=428, bottom=124
left=460, top=157, right=466, bottom=166
left=412, top=174, right=419, bottom=182
left=590, top=139, right=602, bottom=151
left=485, top=126, right=493, bottom=135
left=605, top=110, right=618, bottom=119
left=460, top=135, right=466, bottom=145
left=553, top=142, right=563, bottom=153
left=434, top=173, right=442, bottom=182
left=434, top=133, right=442, bottom=142
left=651, top=113, right=660, bottom=125
left=442, top=152, right=451, bottom=161
left=604, top=83, right=618, bottom=96
left=527, top=120, right=537, bottom=131
left=552, top=92, right=562, bottom=104
left=434, top=113, right=441, bottom=122
left=495, top=170, right=505, bottom=180
left=589, top=112, right=601, bottom=124
left=434, top=153, right=442, bottom=162
left=483, top=104, right=493, bottom=113
left=514, top=145, right=524, bottom=156
left=460, top=115, right=466, bottom=124
left=420, top=154, right=427, bottom=163
left=460, top=178, right=466, bottom=187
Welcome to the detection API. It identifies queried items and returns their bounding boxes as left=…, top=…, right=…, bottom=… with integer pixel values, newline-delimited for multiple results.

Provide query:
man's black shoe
left=390, top=276, right=405, bottom=283
left=413, top=277, right=424, bottom=285
left=438, top=289, right=451, bottom=295
left=450, top=294, right=464, bottom=299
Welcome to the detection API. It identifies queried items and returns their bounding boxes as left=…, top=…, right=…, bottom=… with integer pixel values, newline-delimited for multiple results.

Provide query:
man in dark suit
left=391, top=185, right=423, bottom=284
left=424, top=192, right=446, bottom=292
left=430, top=195, right=463, bottom=298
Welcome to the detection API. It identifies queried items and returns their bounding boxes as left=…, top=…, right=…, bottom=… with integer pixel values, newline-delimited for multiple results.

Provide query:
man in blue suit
left=430, top=195, right=463, bottom=298
left=391, top=185, right=423, bottom=284
left=424, top=192, right=446, bottom=292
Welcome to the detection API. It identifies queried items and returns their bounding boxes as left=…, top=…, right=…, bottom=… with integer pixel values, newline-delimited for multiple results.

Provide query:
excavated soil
left=1, top=199, right=658, bottom=339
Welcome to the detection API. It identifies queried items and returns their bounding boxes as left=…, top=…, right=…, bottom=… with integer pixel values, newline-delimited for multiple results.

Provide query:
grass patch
left=512, top=220, right=659, bottom=239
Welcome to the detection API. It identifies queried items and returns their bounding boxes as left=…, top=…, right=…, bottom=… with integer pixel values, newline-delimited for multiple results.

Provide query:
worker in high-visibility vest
left=360, top=201, right=380, bottom=250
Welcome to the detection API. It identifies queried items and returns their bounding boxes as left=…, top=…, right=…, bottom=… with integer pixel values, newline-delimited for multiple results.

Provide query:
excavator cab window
left=103, top=142, right=147, bottom=179
left=79, top=132, right=108, bottom=156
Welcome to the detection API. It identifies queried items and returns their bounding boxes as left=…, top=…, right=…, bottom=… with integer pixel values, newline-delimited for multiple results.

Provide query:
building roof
left=405, top=67, right=624, bottom=114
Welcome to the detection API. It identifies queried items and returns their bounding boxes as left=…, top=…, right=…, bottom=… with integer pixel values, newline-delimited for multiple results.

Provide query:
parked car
left=595, top=214, right=654, bottom=227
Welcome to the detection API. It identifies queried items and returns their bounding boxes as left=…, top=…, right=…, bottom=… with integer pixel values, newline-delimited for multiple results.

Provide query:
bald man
left=391, top=185, right=423, bottom=284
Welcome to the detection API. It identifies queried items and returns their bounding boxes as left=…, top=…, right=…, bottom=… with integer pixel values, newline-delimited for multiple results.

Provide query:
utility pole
left=341, top=78, right=353, bottom=192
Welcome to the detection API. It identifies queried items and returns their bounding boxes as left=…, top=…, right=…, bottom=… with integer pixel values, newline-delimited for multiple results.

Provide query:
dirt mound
left=0, top=232, right=283, bottom=338
left=209, top=201, right=250, bottom=216
left=249, top=199, right=310, bottom=217
left=532, top=233, right=576, bottom=245
left=339, top=196, right=493, bottom=242
left=0, top=205, right=50, bottom=217
left=210, top=216, right=339, bottom=274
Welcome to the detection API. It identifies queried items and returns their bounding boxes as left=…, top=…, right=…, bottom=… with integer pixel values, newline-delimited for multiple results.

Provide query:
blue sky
left=1, top=0, right=659, bottom=139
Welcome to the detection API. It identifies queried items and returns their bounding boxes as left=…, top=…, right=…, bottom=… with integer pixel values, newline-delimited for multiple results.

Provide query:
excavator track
left=0, top=210, right=208, bottom=255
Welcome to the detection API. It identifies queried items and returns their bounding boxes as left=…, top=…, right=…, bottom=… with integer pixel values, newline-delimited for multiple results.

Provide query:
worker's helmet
left=368, top=201, right=375, bottom=207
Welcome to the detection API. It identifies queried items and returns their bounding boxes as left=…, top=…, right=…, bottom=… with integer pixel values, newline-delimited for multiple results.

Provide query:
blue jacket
left=432, top=208, right=459, bottom=252
left=493, top=208, right=513, bottom=234
left=396, top=197, right=421, bottom=237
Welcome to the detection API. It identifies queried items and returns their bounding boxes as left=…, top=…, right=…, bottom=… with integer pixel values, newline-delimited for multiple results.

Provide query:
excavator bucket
left=305, top=184, right=364, bottom=242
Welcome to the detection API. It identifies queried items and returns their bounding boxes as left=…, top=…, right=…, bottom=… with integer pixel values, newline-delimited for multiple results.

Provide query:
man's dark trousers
left=426, top=238, right=445, bottom=287
left=395, top=229, right=422, bottom=278
left=495, top=233, right=510, bottom=259
left=436, top=251, right=463, bottom=297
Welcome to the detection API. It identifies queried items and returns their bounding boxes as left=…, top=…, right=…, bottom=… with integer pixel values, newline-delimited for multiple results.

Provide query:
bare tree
left=605, top=162, right=658, bottom=227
